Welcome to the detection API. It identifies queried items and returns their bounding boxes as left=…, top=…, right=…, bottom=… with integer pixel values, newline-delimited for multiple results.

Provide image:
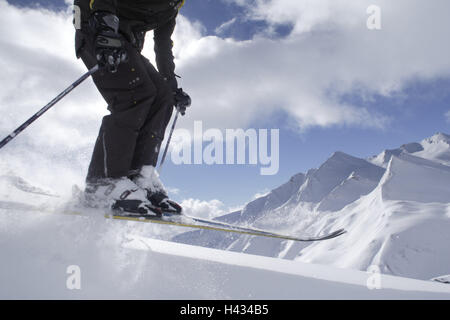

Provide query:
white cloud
left=180, top=198, right=227, bottom=219
left=1, top=0, right=450, bottom=195
left=0, top=1, right=105, bottom=191
left=214, top=17, right=237, bottom=35
left=251, top=189, right=270, bottom=200
left=166, top=187, right=180, bottom=195
left=173, top=0, right=450, bottom=132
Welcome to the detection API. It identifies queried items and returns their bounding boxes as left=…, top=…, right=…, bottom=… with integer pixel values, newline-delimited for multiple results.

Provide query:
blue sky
left=3, top=0, right=450, bottom=210
left=9, top=0, right=291, bottom=40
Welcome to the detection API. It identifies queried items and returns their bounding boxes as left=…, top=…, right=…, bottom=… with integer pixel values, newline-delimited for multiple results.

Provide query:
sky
left=1, top=0, right=450, bottom=216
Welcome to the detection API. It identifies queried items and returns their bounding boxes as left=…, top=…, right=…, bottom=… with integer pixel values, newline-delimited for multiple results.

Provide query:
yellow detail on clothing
left=176, top=0, right=186, bottom=10
left=89, top=0, right=95, bottom=10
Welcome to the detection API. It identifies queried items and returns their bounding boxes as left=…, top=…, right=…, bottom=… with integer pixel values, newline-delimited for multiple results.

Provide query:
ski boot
left=131, top=165, right=183, bottom=214
left=84, top=177, right=160, bottom=217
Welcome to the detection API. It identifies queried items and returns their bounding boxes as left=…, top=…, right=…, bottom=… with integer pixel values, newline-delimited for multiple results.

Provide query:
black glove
left=174, top=88, right=191, bottom=116
left=89, top=11, right=127, bottom=73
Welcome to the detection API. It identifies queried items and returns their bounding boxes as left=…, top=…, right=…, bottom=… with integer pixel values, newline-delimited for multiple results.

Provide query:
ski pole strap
left=158, top=108, right=180, bottom=174
left=0, top=65, right=100, bottom=150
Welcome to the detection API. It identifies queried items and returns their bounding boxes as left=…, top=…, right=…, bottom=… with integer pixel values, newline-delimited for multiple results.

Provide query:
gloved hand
left=173, top=88, right=191, bottom=116
left=89, top=11, right=127, bottom=73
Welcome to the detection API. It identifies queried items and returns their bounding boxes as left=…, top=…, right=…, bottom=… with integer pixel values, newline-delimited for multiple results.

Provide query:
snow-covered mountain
left=369, top=132, right=450, bottom=167
left=174, top=133, right=450, bottom=281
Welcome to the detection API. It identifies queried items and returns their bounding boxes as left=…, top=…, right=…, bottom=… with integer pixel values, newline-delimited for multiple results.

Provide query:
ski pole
left=0, top=64, right=100, bottom=150
left=158, top=108, right=180, bottom=174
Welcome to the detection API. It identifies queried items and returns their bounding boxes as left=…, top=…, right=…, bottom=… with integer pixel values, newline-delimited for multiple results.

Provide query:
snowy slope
left=0, top=174, right=59, bottom=212
left=296, top=152, right=384, bottom=207
left=1, top=132, right=449, bottom=298
left=296, top=155, right=450, bottom=280
left=369, top=132, right=450, bottom=167
left=174, top=133, right=450, bottom=281
left=416, top=133, right=450, bottom=164
left=381, top=153, right=450, bottom=203
left=0, top=209, right=449, bottom=299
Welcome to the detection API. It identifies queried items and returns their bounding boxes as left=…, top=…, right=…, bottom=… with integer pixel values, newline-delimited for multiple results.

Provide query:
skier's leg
left=128, top=56, right=181, bottom=213
left=78, top=38, right=158, bottom=182
left=75, top=32, right=162, bottom=214
left=130, top=56, right=175, bottom=171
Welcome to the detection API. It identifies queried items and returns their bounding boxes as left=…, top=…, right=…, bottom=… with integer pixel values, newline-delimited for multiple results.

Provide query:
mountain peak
left=369, top=132, right=450, bottom=167
left=425, top=132, right=450, bottom=144
left=399, top=142, right=424, bottom=153
left=324, top=151, right=361, bottom=166
left=326, top=151, right=370, bottom=167
left=331, top=151, right=352, bottom=159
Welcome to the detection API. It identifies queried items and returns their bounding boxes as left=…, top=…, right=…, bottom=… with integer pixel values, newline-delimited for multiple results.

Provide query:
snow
left=0, top=208, right=449, bottom=299
left=369, top=132, right=450, bottom=167
left=1, top=132, right=450, bottom=298
left=433, top=275, right=450, bottom=284
left=381, top=153, right=450, bottom=203
left=414, top=132, right=450, bottom=166
left=296, top=152, right=384, bottom=205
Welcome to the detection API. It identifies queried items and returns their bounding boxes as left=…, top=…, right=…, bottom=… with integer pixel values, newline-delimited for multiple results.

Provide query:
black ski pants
left=76, top=31, right=174, bottom=183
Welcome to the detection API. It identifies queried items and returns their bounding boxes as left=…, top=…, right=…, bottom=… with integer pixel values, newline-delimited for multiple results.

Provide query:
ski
left=2, top=199, right=346, bottom=242
left=107, top=211, right=346, bottom=242
left=180, top=214, right=347, bottom=241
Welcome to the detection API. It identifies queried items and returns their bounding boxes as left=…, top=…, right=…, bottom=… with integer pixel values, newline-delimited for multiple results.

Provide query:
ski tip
left=325, top=228, right=347, bottom=239
left=333, top=228, right=347, bottom=234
